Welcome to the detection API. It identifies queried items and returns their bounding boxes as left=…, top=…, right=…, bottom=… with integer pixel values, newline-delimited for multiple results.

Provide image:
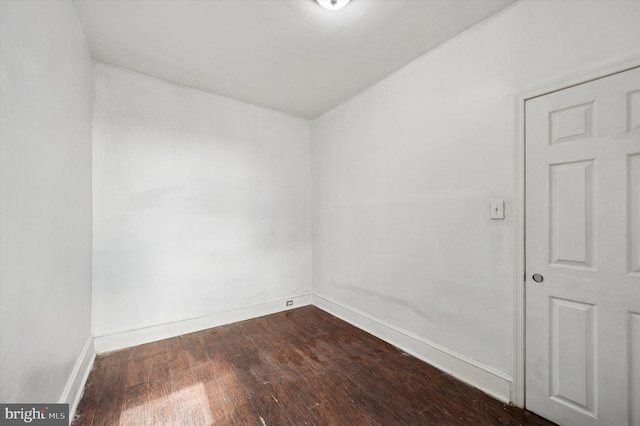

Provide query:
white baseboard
left=60, top=336, right=95, bottom=425
left=312, top=293, right=513, bottom=403
left=90, top=292, right=511, bottom=405
left=94, top=294, right=312, bottom=354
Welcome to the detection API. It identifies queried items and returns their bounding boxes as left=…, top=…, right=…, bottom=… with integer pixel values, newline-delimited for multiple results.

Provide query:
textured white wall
left=311, top=0, right=640, bottom=377
left=92, top=64, right=312, bottom=336
left=0, top=0, right=93, bottom=403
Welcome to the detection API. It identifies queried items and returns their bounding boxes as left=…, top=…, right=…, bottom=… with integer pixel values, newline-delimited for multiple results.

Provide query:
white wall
left=311, top=0, right=640, bottom=398
left=0, top=0, right=93, bottom=404
left=3, top=0, right=636, bottom=409
left=92, top=64, right=312, bottom=337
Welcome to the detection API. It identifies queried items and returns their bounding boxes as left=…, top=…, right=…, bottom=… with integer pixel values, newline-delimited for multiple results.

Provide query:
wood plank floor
left=73, top=305, right=554, bottom=425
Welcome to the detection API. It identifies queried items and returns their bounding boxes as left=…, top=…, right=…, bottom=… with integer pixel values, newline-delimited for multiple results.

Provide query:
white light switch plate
left=490, top=200, right=505, bottom=220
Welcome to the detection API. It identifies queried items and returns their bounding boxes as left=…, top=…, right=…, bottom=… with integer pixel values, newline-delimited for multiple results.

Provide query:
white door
left=526, top=66, right=640, bottom=426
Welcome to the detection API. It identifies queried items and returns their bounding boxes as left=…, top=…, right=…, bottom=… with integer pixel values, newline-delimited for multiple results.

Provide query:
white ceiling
left=73, top=0, right=515, bottom=119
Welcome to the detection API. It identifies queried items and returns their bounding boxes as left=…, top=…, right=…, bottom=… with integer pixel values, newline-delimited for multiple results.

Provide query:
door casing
left=512, top=55, right=640, bottom=407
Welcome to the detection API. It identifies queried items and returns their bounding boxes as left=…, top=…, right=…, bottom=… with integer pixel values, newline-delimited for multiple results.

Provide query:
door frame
left=512, top=55, right=640, bottom=407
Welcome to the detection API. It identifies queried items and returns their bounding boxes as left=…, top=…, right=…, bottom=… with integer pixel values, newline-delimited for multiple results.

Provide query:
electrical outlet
left=286, top=300, right=293, bottom=306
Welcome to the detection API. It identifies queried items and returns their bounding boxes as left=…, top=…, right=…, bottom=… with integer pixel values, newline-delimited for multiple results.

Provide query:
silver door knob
left=532, top=273, right=544, bottom=283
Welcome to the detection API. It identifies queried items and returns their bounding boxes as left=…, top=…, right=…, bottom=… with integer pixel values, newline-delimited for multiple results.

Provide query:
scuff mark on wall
left=332, top=282, right=431, bottom=321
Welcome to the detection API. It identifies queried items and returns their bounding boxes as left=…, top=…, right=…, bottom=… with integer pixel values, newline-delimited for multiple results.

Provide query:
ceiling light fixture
left=316, top=0, right=351, bottom=11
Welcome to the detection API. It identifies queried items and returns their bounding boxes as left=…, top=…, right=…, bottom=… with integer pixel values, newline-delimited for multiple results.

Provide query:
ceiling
left=73, top=0, right=515, bottom=119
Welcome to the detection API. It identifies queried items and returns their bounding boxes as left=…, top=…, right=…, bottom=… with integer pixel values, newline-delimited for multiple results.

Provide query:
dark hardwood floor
left=73, top=305, right=553, bottom=425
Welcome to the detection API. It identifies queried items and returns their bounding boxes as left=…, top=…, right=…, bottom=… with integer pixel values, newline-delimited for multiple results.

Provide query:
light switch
left=490, top=200, right=505, bottom=220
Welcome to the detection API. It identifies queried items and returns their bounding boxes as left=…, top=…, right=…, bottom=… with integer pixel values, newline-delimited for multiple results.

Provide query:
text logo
left=1, top=404, right=68, bottom=425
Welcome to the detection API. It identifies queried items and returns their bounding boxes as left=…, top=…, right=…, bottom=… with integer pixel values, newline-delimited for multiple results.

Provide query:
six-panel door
left=525, top=67, right=640, bottom=425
